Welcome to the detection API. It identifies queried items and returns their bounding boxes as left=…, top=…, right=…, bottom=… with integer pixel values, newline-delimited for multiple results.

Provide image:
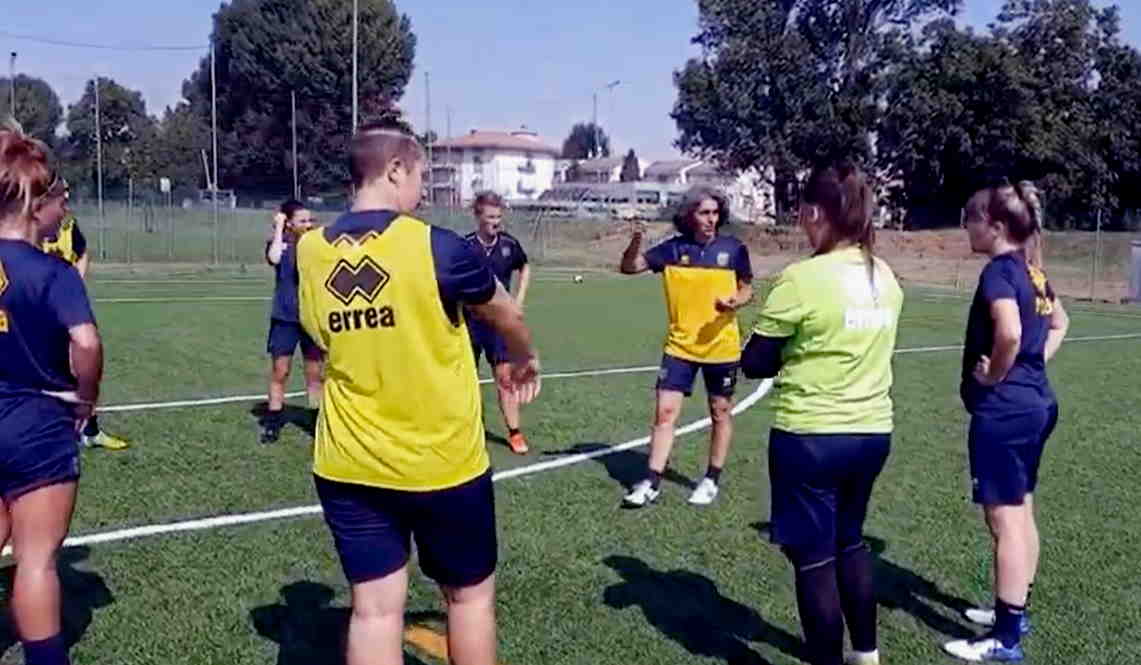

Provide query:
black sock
left=23, top=634, right=69, bottom=665
left=837, top=542, right=877, bottom=653
left=993, top=598, right=1025, bottom=648
left=82, top=414, right=100, bottom=437
left=1025, top=582, right=1034, bottom=609
left=705, top=465, right=723, bottom=484
left=508, top=427, right=520, bottom=437
left=647, top=469, right=663, bottom=490
left=264, top=409, right=284, bottom=427
left=792, top=558, right=845, bottom=665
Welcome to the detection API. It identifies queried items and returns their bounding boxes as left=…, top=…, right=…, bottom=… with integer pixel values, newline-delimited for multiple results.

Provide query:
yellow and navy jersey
left=754, top=247, right=904, bottom=434
left=297, top=210, right=498, bottom=492
left=644, top=233, right=753, bottom=363
left=0, top=239, right=96, bottom=397
left=40, top=216, right=88, bottom=267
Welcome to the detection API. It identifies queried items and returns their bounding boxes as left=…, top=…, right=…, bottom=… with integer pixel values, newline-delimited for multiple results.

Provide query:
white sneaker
left=943, top=637, right=1024, bottom=662
left=623, top=480, right=660, bottom=508
left=965, top=607, right=997, bottom=627
left=687, top=477, right=720, bottom=505
left=845, top=650, right=880, bottom=665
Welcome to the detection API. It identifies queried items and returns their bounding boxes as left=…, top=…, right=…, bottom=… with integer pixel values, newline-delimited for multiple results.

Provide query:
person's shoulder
left=430, top=225, right=473, bottom=256
left=715, top=234, right=746, bottom=250
left=499, top=231, right=524, bottom=247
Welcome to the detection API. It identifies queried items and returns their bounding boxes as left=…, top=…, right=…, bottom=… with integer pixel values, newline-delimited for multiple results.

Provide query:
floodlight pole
left=7, top=52, right=15, bottom=120
left=211, top=43, right=220, bottom=265
left=94, top=76, right=106, bottom=261
left=292, top=89, right=299, bottom=199
left=352, top=0, right=359, bottom=134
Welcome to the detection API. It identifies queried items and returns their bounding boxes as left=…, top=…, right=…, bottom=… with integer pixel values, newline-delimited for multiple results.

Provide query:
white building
left=430, top=129, right=561, bottom=204
left=645, top=160, right=776, bottom=224
left=569, top=156, right=649, bottom=183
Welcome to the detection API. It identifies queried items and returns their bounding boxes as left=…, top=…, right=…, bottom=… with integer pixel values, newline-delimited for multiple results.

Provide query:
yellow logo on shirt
left=0, top=258, right=8, bottom=298
left=1027, top=265, right=1054, bottom=315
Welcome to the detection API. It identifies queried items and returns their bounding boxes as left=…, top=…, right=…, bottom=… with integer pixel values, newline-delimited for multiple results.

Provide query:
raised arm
left=266, top=212, right=287, bottom=266
left=619, top=221, right=650, bottom=274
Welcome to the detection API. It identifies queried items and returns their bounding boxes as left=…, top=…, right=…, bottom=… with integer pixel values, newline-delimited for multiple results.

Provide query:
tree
left=620, top=149, right=641, bottom=182
left=149, top=103, right=211, bottom=193
left=183, top=0, right=416, bottom=195
left=562, top=123, right=610, bottom=159
left=62, top=77, right=158, bottom=196
left=672, top=0, right=961, bottom=221
left=0, top=75, right=64, bottom=146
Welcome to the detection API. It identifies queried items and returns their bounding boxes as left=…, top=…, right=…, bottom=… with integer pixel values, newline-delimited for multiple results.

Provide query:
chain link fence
left=71, top=194, right=1140, bottom=303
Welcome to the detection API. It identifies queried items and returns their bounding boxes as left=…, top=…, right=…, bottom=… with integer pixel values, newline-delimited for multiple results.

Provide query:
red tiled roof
left=434, top=130, right=560, bottom=156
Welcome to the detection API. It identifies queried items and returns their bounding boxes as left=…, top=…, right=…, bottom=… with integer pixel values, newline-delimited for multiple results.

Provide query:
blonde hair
left=965, top=180, right=1045, bottom=267
left=0, top=120, right=62, bottom=221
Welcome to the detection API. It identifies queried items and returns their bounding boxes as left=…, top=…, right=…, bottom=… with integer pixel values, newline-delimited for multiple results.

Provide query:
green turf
left=1, top=267, right=1138, bottom=664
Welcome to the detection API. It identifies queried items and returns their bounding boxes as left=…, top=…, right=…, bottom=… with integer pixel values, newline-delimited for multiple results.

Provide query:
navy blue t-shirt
left=323, top=212, right=497, bottom=325
left=0, top=239, right=96, bottom=396
left=267, top=238, right=301, bottom=322
left=961, top=251, right=1056, bottom=414
left=644, top=233, right=754, bottom=281
left=463, top=231, right=528, bottom=290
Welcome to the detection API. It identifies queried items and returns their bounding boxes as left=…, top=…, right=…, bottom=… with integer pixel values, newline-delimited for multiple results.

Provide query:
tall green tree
left=672, top=0, right=959, bottom=221
left=0, top=75, right=64, bottom=146
left=561, top=123, right=611, bottom=159
left=62, top=77, right=158, bottom=196
left=183, top=0, right=416, bottom=195
left=149, top=103, right=212, bottom=193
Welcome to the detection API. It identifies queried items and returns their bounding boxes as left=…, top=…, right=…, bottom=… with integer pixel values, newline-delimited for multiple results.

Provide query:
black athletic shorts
left=0, top=394, right=81, bottom=502
left=266, top=319, right=322, bottom=360
left=656, top=354, right=738, bottom=398
left=968, top=403, right=1058, bottom=506
left=767, top=429, right=891, bottom=566
left=469, top=318, right=509, bottom=368
left=314, top=470, right=497, bottom=587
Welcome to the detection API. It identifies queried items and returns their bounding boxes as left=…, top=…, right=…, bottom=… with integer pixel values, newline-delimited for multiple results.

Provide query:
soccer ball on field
left=573, top=274, right=584, bottom=284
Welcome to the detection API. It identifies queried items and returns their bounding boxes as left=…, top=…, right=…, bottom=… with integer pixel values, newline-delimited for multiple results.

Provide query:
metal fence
left=71, top=195, right=1140, bottom=303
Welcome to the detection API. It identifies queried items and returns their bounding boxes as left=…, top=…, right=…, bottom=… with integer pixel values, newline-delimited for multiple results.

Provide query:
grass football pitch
left=2, top=266, right=1139, bottom=664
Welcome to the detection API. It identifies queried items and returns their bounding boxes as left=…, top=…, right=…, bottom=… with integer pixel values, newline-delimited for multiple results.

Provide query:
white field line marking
left=95, top=296, right=269, bottom=304
left=100, top=333, right=1141, bottom=414
left=29, top=333, right=1141, bottom=555
left=100, top=365, right=662, bottom=413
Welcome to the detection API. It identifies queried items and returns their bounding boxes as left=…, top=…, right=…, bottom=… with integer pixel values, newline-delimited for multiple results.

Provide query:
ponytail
left=0, top=120, right=60, bottom=221
left=804, top=159, right=879, bottom=297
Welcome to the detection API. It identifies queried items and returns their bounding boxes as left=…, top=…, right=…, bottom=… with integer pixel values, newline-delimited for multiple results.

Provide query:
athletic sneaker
left=508, top=431, right=529, bottom=455
left=943, top=637, right=1024, bottom=662
left=845, top=650, right=880, bottom=665
left=259, top=422, right=282, bottom=445
left=965, top=608, right=1032, bottom=635
left=687, top=477, right=720, bottom=505
left=623, top=480, right=661, bottom=508
left=83, top=431, right=130, bottom=450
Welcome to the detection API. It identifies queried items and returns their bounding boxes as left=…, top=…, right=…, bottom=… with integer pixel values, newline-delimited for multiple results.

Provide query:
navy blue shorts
left=314, top=470, right=497, bottom=587
left=656, top=354, right=738, bottom=398
left=768, top=429, right=891, bottom=565
left=0, top=394, right=81, bottom=502
left=968, top=403, right=1058, bottom=506
left=469, top=319, right=508, bottom=367
left=266, top=319, right=321, bottom=360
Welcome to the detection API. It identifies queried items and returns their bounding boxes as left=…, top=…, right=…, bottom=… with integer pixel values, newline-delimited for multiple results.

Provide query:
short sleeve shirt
left=463, top=231, right=528, bottom=291
left=0, top=239, right=96, bottom=396
left=754, top=247, right=903, bottom=434
left=961, top=251, right=1056, bottom=414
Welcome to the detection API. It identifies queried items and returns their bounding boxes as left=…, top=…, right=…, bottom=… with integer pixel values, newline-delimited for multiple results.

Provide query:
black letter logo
left=324, top=256, right=391, bottom=306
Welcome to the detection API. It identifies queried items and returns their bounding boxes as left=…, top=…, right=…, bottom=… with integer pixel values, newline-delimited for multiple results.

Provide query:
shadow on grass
left=249, top=403, right=318, bottom=438
left=250, top=581, right=436, bottom=665
left=0, top=546, right=114, bottom=656
left=543, top=443, right=695, bottom=490
left=602, top=554, right=803, bottom=665
left=751, top=523, right=975, bottom=639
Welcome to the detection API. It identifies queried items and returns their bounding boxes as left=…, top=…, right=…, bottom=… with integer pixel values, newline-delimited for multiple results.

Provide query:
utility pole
left=591, top=92, right=598, bottom=159
left=291, top=90, right=299, bottom=199
left=7, top=52, right=15, bottom=120
left=94, top=77, right=105, bottom=260
left=352, top=0, right=359, bottom=134
left=211, top=43, right=220, bottom=265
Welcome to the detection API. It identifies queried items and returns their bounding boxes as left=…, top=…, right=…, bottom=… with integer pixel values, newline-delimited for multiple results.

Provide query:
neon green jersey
left=755, top=247, right=904, bottom=434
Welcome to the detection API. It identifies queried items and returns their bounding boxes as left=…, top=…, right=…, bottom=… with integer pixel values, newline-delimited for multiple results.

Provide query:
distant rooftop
left=644, top=159, right=702, bottom=177
left=434, top=128, right=560, bottom=156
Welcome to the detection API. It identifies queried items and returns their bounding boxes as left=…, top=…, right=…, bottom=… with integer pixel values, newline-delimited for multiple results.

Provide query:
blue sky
left=5, top=0, right=1138, bottom=161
